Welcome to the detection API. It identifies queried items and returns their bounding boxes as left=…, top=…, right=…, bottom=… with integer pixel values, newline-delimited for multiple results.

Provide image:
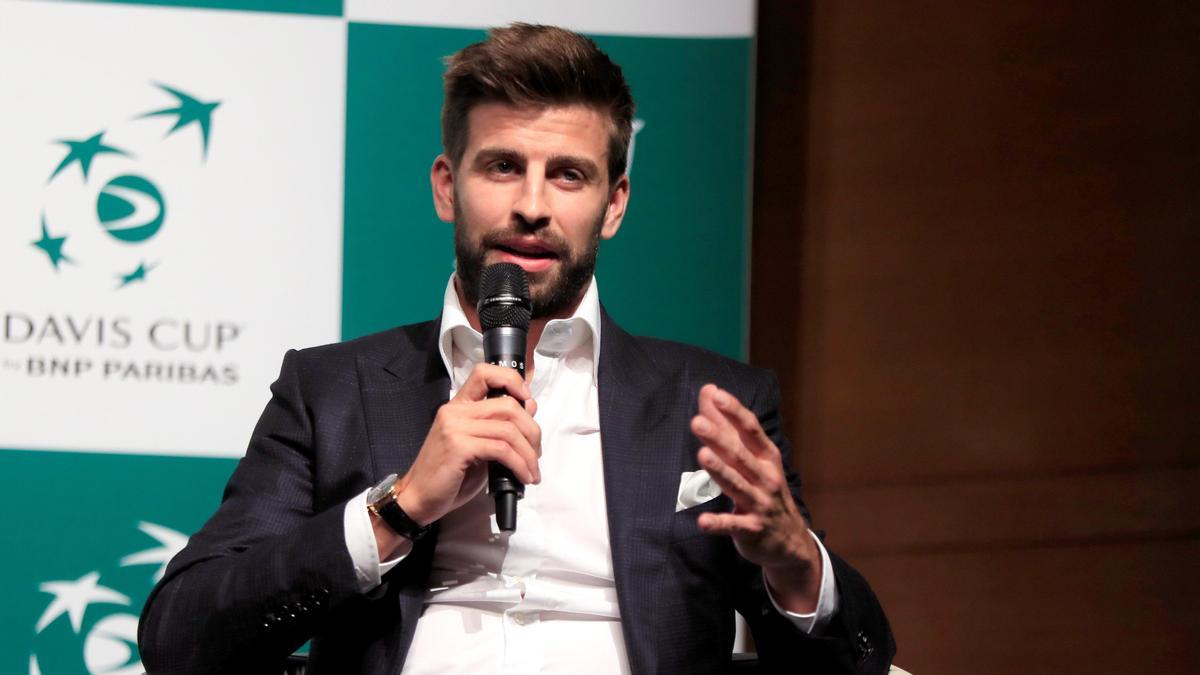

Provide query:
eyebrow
left=472, top=147, right=523, bottom=167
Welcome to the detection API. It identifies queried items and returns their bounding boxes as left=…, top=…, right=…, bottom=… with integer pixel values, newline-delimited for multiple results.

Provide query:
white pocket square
left=675, top=470, right=722, bottom=512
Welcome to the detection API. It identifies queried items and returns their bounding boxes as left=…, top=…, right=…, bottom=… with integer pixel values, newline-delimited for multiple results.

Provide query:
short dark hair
left=441, top=23, right=635, bottom=184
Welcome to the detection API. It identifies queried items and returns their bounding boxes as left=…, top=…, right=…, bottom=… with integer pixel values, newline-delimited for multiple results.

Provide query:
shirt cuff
left=343, top=487, right=413, bottom=593
left=764, top=529, right=839, bottom=634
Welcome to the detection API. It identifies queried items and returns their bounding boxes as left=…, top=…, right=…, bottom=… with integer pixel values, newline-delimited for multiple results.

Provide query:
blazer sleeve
left=734, top=370, right=897, bottom=675
left=137, top=349, right=366, bottom=674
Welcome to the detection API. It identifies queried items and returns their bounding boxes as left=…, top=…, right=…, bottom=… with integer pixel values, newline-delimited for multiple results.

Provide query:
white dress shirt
left=342, top=276, right=837, bottom=674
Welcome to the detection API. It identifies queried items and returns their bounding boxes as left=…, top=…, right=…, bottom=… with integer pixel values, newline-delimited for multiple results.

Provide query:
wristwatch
left=366, top=473, right=431, bottom=542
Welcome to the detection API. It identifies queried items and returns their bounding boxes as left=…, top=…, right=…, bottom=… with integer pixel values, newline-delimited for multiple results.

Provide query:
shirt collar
left=437, top=274, right=603, bottom=381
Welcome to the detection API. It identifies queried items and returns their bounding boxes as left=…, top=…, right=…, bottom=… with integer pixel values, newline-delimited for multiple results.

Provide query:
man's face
left=432, top=103, right=629, bottom=319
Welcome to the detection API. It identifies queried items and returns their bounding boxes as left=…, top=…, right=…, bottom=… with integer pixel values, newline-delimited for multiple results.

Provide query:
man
left=138, top=24, right=893, bottom=674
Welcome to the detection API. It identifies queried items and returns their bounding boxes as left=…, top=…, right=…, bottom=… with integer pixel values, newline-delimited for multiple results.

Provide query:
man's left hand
left=690, top=383, right=822, bottom=614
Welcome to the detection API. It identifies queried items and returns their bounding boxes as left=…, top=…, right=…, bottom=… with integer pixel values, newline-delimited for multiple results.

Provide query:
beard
left=454, top=205, right=603, bottom=320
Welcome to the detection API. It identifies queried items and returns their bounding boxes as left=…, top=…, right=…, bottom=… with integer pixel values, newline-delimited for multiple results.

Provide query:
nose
left=512, top=173, right=550, bottom=229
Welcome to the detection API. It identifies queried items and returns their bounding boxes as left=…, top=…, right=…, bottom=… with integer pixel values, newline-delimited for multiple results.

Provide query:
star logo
left=48, top=131, right=131, bottom=182
left=35, top=572, right=130, bottom=634
left=115, top=261, right=156, bottom=289
left=31, top=214, right=74, bottom=270
left=29, top=522, right=189, bottom=675
left=139, top=83, right=221, bottom=160
left=119, top=521, right=189, bottom=581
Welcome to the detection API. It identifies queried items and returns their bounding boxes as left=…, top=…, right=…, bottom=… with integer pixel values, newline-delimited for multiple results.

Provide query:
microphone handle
left=483, top=327, right=526, bottom=532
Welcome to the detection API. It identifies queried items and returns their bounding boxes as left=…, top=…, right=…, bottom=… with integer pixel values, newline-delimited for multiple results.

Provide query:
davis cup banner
left=0, top=2, right=756, bottom=672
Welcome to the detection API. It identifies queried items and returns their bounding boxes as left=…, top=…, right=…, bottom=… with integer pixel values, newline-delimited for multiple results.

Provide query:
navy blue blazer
left=138, top=311, right=894, bottom=674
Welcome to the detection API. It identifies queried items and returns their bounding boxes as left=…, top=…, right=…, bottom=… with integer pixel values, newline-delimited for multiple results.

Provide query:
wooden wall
left=750, top=2, right=1199, bottom=672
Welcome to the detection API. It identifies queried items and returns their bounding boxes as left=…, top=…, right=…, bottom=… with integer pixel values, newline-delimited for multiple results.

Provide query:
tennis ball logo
left=32, top=83, right=218, bottom=287
left=96, top=174, right=165, bottom=243
left=83, top=614, right=143, bottom=675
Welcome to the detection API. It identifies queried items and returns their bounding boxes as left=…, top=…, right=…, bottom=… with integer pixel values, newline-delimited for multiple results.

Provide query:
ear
left=431, top=153, right=456, bottom=223
left=600, top=174, right=630, bottom=240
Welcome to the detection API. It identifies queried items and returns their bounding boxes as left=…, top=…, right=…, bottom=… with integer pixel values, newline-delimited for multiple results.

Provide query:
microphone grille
left=478, top=263, right=531, bottom=331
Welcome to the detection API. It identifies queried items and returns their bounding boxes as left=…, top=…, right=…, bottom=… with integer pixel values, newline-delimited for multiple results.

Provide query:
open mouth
left=491, top=240, right=561, bottom=273
left=493, top=242, right=559, bottom=259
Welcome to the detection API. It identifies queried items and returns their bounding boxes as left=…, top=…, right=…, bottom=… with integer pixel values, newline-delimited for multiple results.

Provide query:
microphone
left=477, top=262, right=532, bottom=532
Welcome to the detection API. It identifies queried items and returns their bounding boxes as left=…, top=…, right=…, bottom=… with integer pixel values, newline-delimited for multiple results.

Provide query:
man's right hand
left=387, top=363, right=540, bottom=542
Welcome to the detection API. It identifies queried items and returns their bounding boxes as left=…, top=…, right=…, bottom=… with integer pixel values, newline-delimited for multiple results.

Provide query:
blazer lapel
left=599, top=309, right=694, bottom=675
left=357, top=319, right=450, bottom=480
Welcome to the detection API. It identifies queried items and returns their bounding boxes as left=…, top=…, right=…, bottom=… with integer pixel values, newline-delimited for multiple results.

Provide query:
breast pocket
left=671, top=494, right=733, bottom=543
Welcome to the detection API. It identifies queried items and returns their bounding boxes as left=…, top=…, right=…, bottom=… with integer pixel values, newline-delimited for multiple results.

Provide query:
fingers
left=697, top=446, right=772, bottom=513
left=432, top=386, right=542, bottom=485
left=462, top=418, right=541, bottom=484
left=467, top=396, right=542, bottom=456
left=456, top=363, right=531, bottom=403
left=691, top=385, right=777, bottom=492
left=696, top=511, right=767, bottom=538
left=691, top=387, right=745, bottom=469
left=689, top=385, right=815, bottom=571
left=708, top=385, right=775, bottom=457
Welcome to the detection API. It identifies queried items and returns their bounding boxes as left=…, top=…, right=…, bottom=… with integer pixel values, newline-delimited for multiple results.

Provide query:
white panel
left=345, top=0, right=757, bottom=37
left=0, top=1, right=345, bottom=457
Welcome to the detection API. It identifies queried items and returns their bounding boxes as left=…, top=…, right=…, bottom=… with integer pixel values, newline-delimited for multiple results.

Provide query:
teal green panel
left=68, top=0, right=342, bottom=16
left=342, top=25, right=752, bottom=360
left=0, top=448, right=237, bottom=675
left=592, top=34, right=752, bottom=360
left=342, top=23, right=463, bottom=338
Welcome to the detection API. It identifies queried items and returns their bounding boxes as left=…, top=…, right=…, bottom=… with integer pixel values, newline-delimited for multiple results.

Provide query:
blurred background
left=752, top=2, right=1198, bottom=673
